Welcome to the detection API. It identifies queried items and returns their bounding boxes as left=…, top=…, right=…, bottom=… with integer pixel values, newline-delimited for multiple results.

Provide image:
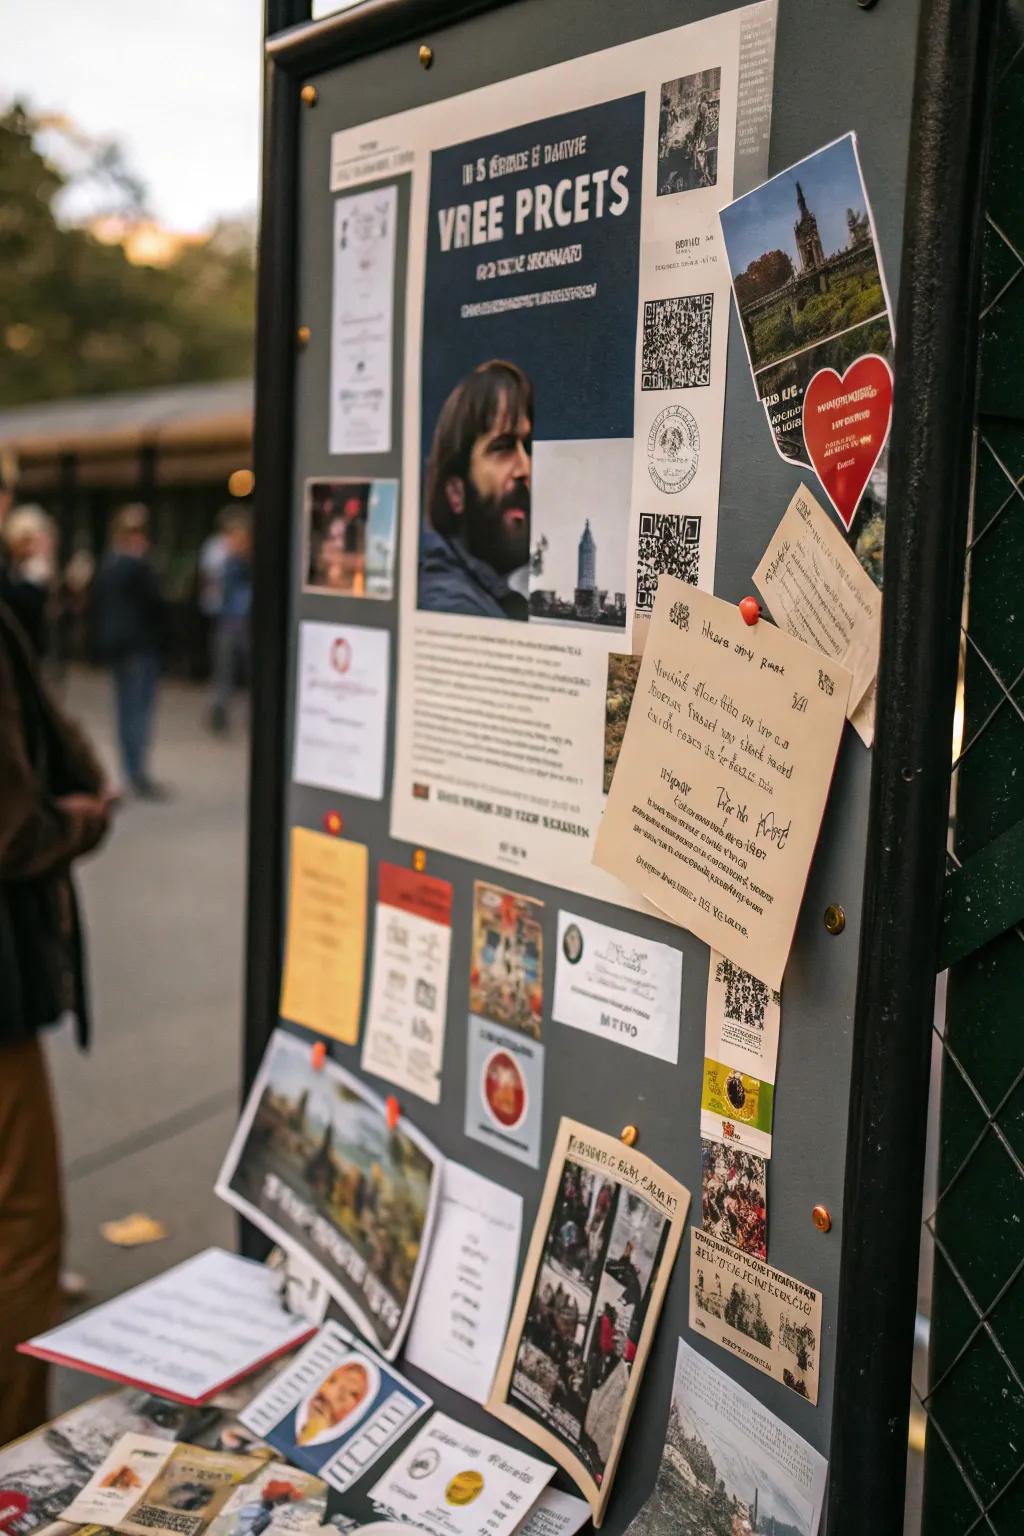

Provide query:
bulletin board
left=245, top=1, right=926, bottom=1531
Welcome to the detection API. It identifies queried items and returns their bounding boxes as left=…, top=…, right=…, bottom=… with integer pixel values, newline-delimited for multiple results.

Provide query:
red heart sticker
left=802, top=354, right=893, bottom=530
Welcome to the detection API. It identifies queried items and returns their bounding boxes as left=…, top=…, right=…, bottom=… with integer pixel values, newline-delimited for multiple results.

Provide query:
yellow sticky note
left=279, top=828, right=368, bottom=1044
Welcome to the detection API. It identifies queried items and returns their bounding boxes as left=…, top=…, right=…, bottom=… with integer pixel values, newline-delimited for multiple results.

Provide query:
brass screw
left=296, top=325, right=311, bottom=347
left=824, top=903, right=846, bottom=936
left=812, top=1205, right=833, bottom=1233
left=620, top=1124, right=638, bottom=1148
left=418, top=43, right=434, bottom=69
left=412, top=848, right=427, bottom=873
left=300, top=84, right=318, bottom=106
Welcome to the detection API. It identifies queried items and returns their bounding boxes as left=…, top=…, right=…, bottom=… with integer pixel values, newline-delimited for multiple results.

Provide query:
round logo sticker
left=446, top=1470, right=485, bottom=1506
left=408, top=1447, right=441, bottom=1480
left=483, top=1049, right=527, bottom=1130
left=647, top=405, right=700, bottom=493
left=562, top=922, right=584, bottom=965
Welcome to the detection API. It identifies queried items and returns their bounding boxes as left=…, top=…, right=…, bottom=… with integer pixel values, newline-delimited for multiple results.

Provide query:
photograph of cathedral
left=719, top=134, right=888, bottom=374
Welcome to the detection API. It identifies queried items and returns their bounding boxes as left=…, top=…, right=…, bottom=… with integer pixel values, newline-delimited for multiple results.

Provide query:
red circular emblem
left=330, top=636, right=352, bottom=674
left=483, top=1050, right=527, bottom=1129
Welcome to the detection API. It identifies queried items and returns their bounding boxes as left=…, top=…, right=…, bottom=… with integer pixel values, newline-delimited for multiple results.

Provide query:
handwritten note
left=593, top=581, right=850, bottom=988
left=279, top=829, right=367, bottom=1044
left=754, top=483, right=880, bottom=746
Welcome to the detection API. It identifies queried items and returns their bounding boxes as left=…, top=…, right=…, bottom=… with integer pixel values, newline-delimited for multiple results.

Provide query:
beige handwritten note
left=592, top=581, right=851, bottom=988
left=754, top=484, right=880, bottom=746
left=279, top=827, right=368, bottom=1044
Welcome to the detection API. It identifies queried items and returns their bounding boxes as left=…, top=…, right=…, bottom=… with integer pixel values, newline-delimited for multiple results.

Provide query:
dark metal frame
left=247, top=0, right=1000, bottom=1525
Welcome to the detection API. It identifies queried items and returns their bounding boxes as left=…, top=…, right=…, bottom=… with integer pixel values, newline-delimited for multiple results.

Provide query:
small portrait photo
left=657, top=67, right=721, bottom=195
left=296, top=1356, right=378, bottom=1446
left=469, top=881, right=544, bottom=1039
left=303, top=477, right=398, bottom=599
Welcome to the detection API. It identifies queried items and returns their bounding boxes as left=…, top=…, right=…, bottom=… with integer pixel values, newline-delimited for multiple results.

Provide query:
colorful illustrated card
left=700, top=1138, right=767, bottom=1260
left=488, top=1119, right=690, bottom=1526
left=469, top=882, right=544, bottom=1039
left=704, top=949, right=781, bottom=1086
left=624, top=1339, right=827, bottom=1536
left=361, top=863, right=454, bottom=1104
left=689, top=1228, right=823, bottom=1402
left=303, top=478, right=399, bottom=600
left=754, top=482, right=882, bottom=746
left=593, top=581, right=851, bottom=990
left=464, top=1015, right=544, bottom=1169
left=216, top=1029, right=442, bottom=1360
left=279, top=829, right=368, bottom=1047
left=205, top=1462, right=327, bottom=1536
left=719, top=133, right=894, bottom=558
left=61, top=1434, right=264, bottom=1536
left=553, top=910, right=682, bottom=1065
left=403, top=1162, right=523, bottom=1405
left=368, top=1412, right=553, bottom=1536
left=239, top=1322, right=430, bottom=1495
left=701, top=1057, right=774, bottom=1158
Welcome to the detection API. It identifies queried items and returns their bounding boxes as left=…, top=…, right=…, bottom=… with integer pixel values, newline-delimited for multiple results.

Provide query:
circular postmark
left=409, top=1447, right=441, bottom=1480
left=647, top=405, right=700, bottom=493
left=482, top=1048, right=527, bottom=1130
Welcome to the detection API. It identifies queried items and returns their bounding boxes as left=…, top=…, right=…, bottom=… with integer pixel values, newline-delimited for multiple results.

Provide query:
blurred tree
left=0, top=104, right=254, bottom=406
left=734, top=248, right=795, bottom=307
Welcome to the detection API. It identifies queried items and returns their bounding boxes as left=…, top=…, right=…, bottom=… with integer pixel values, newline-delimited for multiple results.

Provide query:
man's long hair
left=424, top=359, right=533, bottom=536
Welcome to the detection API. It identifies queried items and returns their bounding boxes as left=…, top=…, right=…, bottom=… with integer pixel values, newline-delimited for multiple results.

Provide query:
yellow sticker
left=445, top=1469, right=484, bottom=1506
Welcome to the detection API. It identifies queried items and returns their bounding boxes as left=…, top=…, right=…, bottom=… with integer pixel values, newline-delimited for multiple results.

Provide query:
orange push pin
left=310, top=1041, right=327, bottom=1071
left=412, top=848, right=427, bottom=873
left=323, top=810, right=344, bottom=837
left=738, top=596, right=760, bottom=626
left=385, top=1095, right=401, bottom=1130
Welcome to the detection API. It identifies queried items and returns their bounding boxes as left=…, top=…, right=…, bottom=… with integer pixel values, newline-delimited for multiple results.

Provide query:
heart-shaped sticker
left=802, top=354, right=893, bottom=530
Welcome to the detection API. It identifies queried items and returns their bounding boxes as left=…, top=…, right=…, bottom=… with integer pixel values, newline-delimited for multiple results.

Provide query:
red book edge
left=16, top=1325, right=316, bottom=1407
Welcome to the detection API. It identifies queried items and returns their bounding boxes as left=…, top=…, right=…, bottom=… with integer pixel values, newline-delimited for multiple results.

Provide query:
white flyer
left=704, top=947, right=781, bottom=1084
left=552, top=910, right=682, bottom=1064
left=361, top=863, right=454, bottom=1105
left=21, top=1248, right=313, bottom=1405
left=352, top=3, right=778, bottom=906
left=368, top=1412, right=554, bottom=1536
left=513, top=1488, right=591, bottom=1536
left=330, top=184, right=397, bottom=455
left=403, top=1162, right=523, bottom=1405
left=291, top=621, right=390, bottom=800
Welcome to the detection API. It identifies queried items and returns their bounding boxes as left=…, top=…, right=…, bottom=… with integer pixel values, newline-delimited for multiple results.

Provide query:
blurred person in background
left=93, top=504, right=169, bottom=800
left=208, top=511, right=251, bottom=735
left=0, top=577, right=115, bottom=1443
left=1, top=504, right=57, bottom=660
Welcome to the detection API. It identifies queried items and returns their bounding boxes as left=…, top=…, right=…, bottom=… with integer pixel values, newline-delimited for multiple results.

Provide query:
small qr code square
left=641, top=293, right=714, bottom=390
left=635, top=512, right=701, bottom=612
left=715, top=956, right=781, bottom=1032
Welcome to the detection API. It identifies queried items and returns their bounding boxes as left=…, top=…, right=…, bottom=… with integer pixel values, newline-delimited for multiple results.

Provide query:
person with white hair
left=1, top=503, right=56, bottom=658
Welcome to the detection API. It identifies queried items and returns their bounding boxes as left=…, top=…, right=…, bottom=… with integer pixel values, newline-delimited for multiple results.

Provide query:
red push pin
left=738, top=596, right=761, bottom=626
left=323, top=809, right=344, bottom=837
left=385, top=1094, right=401, bottom=1131
left=310, top=1040, right=327, bottom=1071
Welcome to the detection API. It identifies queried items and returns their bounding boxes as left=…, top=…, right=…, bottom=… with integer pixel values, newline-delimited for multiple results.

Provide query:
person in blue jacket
left=419, top=359, right=533, bottom=621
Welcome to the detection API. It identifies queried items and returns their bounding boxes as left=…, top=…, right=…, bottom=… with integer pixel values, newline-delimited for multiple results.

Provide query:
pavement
left=44, top=666, right=247, bottom=1415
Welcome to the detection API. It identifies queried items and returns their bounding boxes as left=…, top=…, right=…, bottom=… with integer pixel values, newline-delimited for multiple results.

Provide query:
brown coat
left=0, top=602, right=106, bottom=1047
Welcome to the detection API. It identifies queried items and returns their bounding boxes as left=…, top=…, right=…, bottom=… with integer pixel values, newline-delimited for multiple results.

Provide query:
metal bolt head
left=296, top=325, right=311, bottom=347
left=412, top=848, right=427, bottom=873
left=300, top=83, right=318, bottom=106
left=620, top=1124, right=638, bottom=1148
left=418, top=43, right=434, bottom=69
left=812, top=1204, right=833, bottom=1233
left=824, top=903, right=846, bottom=936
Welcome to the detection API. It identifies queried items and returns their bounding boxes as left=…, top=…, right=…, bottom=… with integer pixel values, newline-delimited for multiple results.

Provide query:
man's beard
left=463, top=479, right=531, bottom=575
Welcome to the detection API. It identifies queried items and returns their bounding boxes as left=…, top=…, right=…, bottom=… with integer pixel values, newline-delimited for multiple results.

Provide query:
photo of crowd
left=700, top=1140, right=767, bottom=1259
left=469, top=882, right=544, bottom=1039
left=657, top=67, right=721, bottom=194
left=508, top=1157, right=669, bottom=1483
left=303, top=478, right=398, bottom=599
left=218, top=1033, right=440, bottom=1358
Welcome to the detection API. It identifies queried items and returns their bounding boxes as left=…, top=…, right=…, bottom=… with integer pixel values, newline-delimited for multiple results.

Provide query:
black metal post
left=826, top=1, right=998, bottom=1530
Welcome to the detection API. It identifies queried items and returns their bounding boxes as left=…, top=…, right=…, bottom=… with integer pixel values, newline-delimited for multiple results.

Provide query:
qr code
left=641, top=293, right=714, bottom=389
left=635, top=512, right=701, bottom=612
left=715, top=956, right=781, bottom=1032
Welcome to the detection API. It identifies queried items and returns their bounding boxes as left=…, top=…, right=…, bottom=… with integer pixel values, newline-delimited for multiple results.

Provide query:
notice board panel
left=255, top=1, right=923, bottom=1529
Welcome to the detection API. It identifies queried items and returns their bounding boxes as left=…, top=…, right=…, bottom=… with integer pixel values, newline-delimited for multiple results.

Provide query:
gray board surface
left=275, top=1, right=920, bottom=1527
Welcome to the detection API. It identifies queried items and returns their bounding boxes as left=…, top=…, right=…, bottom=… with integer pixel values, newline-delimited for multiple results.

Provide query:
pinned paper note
left=593, top=581, right=851, bottom=988
left=279, top=828, right=367, bottom=1045
left=754, top=483, right=881, bottom=746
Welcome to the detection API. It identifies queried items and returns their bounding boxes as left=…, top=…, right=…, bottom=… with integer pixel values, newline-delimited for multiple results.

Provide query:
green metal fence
left=920, top=5, right=1024, bottom=1529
